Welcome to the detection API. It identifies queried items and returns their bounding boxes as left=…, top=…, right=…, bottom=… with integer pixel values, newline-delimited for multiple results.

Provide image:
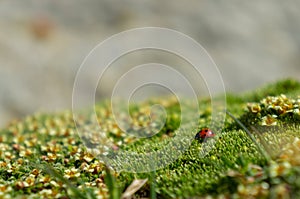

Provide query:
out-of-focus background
left=0, top=0, right=300, bottom=127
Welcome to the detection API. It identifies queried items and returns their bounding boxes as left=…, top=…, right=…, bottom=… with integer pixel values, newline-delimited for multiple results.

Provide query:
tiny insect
left=195, top=128, right=215, bottom=140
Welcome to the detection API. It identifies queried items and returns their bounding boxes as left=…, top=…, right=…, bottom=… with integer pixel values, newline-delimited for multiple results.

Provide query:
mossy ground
left=0, top=79, right=300, bottom=198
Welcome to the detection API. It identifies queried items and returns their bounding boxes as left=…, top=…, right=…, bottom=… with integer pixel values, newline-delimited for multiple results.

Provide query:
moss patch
left=0, top=79, right=300, bottom=198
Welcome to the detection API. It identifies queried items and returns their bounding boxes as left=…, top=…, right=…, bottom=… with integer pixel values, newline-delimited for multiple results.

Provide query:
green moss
left=242, top=78, right=300, bottom=102
left=0, top=78, right=300, bottom=198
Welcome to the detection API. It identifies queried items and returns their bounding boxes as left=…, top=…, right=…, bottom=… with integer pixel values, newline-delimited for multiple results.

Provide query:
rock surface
left=0, top=0, right=300, bottom=126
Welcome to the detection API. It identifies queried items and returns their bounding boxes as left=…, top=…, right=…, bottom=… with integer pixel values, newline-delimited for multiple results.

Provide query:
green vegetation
left=0, top=78, right=300, bottom=198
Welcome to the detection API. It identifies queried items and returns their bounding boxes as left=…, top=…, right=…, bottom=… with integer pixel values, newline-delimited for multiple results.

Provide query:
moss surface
left=0, top=79, right=300, bottom=198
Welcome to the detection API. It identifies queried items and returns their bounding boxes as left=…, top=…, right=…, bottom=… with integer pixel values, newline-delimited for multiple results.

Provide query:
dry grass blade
left=122, top=179, right=148, bottom=199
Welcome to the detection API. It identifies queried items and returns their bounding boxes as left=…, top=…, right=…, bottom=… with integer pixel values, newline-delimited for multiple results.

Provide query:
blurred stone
left=0, top=0, right=299, bottom=127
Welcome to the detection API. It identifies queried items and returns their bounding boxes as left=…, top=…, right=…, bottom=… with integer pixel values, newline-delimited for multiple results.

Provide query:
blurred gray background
left=0, top=0, right=300, bottom=127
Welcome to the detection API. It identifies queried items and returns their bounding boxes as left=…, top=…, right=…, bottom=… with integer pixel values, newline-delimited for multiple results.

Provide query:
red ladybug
left=195, top=128, right=215, bottom=140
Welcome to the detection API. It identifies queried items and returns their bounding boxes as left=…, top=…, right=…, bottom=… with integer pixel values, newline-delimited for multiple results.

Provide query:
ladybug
left=195, top=128, right=215, bottom=140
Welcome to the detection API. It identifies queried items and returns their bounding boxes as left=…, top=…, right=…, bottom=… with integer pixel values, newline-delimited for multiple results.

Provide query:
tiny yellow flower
left=247, top=103, right=261, bottom=113
left=64, top=167, right=80, bottom=179
left=83, top=152, right=94, bottom=163
left=261, top=115, right=277, bottom=126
